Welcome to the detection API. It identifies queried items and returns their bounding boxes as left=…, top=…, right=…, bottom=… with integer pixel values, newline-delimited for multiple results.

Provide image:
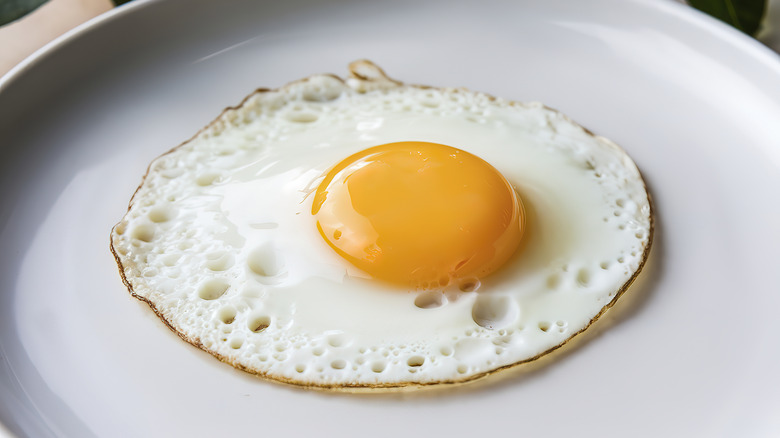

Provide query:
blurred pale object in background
left=0, top=0, right=111, bottom=77
left=760, top=0, right=780, bottom=49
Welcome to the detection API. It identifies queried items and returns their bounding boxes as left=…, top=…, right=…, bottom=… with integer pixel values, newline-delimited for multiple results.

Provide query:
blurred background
left=1, top=0, right=115, bottom=76
left=0, top=0, right=778, bottom=78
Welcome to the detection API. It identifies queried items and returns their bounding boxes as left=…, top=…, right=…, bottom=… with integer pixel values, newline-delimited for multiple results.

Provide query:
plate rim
left=1, top=0, right=780, bottom=96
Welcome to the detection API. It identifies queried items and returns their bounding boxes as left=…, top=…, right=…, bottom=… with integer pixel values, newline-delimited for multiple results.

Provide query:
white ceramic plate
left=2, top=0, right=779, bottom=436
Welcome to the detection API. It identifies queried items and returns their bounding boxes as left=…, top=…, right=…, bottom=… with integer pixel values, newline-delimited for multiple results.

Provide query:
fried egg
left=111, top=60, right=653, bottom=390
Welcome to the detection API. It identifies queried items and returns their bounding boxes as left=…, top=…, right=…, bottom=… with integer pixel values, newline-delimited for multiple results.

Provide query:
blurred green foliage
left=688, top=0, right=766, bottom=35
left=1, top=0, right=48, bottom=26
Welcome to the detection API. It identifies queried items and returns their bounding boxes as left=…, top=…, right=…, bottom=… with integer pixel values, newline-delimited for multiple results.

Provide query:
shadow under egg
left=475, top=185, right=554, bottom=291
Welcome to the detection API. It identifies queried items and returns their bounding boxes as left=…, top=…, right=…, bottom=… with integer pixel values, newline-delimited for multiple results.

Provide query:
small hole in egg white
left=330, top=360, right=346, bottom=370
left=538, top=322, right=551, bottom=332
left=546, top=274, right=560, bottom=290
left=287, top=112, right=319, bottom=123
left=327, top=334, right=346, bottom=347
left=207, top=253, right=235, bottom=272
left=459, top=278, right=481, bottom=292
left=197, top=279, right=229, bottom=300
left=196, top=173, right=221, bottom=187
left=160, top=167, right=184, bottom=179
left=472, top=295, right=516, bottom=329
left=492, top=337, right=509, bottom=347
left=371, top=362, right=386, bottom=373
left=130, top=224, right=155, bottom=243
left=148, top=208, right=173, bottom=223
left=248, top=246, right=283, bottom=277
left=248, top=315, right=270, bottom=333
left=407, top=356, right=425, bottom=367
left=414, top=290, right=445, bottom=309
left=162, top=254, right=181, bottom=267
left=576, top=269, right=591, bottom=286
left=217, top=307, right=236, bottom=324
left=142, top=268, right=158, bottom=278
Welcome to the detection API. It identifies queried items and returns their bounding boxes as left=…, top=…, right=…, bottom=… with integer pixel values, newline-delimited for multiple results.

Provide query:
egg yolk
left=312, top=141, right=524, bottom=290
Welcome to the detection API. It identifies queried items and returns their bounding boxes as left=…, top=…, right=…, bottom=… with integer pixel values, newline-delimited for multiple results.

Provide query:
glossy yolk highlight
left=312, top=141, right=524, bottom=290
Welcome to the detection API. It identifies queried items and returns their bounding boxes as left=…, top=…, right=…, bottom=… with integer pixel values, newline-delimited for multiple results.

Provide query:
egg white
left=111, top=61, right=652, bottom=389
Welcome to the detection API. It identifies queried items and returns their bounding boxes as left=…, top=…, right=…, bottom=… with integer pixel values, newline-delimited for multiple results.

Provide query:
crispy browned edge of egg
left=110, top=59, right=655, bottom=394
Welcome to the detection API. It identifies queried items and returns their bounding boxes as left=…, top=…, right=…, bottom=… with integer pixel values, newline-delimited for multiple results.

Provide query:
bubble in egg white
left=111, top=61, right=652, bottom=389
